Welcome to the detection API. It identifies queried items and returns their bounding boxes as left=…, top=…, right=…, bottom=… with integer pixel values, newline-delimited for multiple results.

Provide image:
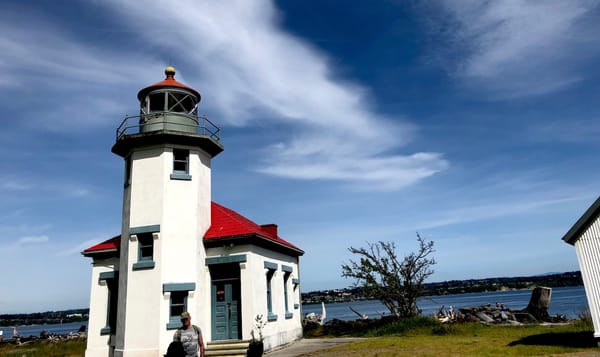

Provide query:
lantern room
left=137, top=66, right=201, bottom=134
left=112, top=67, right=223, bottom=158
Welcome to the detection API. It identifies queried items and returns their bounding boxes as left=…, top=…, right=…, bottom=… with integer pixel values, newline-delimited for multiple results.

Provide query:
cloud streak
left=59, top=239, right=104, bottom=257
left=99, top=0, right=448, bottom=191
left=434, top=0, right=600, bottom=98
left=16, top=235, right=49, bottom=246
left=416, top=197, right=577, bottom=230
left=0, top=175, right=95, bottom=199
left=0, top=6, right=163, bottom=131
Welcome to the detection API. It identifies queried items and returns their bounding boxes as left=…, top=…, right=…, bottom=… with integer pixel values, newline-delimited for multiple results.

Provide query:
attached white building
left=82, top=67, right=304, bottom=357
left=562, top=196, right=600, bottom=343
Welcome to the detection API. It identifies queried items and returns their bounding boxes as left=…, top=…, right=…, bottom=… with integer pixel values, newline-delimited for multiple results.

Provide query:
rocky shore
left=0, top=325, right=87, bottom=346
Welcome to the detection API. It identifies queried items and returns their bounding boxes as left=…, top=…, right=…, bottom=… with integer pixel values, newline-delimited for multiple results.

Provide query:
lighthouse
left=83, top=68, right=304, bottom=356
left=109, top=66, right=222, bottom=355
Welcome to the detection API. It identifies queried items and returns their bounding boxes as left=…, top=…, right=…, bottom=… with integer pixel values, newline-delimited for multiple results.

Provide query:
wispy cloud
left=416, top=195, right=585, bottom=230
left=0, top=6, right=163, bottom=131
left=529, top=118, right=600, bottom=143
left=0, top=180, right=32, bottom=192
left=16, top=235, right=49, bottom=246
left=259, top=148, right=448, bottom=191
left=58, top=239, right=104, bottom=257
left=0, top=176, right=94, bottom=198
left=433, top=0, right=600, bottom=98
left=99, top=0, right=448, bottom=191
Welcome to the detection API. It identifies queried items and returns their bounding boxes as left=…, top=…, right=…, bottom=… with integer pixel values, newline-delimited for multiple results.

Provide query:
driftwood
left=304, top=302, right=327, bottom=326
left=455, top=304, right=521, bottom=324
left=522, top=286, right=551, bottom=321
left=349, top=306, right=368, bottom=320
left=438, top=287, right=567, bottom=324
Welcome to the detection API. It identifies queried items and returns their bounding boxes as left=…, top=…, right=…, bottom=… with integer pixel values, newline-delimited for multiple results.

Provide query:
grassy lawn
left=0, top=339, right=86, bottom=357
left=0, top=319, right=598, bottom=356
left=303, top=318, right=600, bottom=356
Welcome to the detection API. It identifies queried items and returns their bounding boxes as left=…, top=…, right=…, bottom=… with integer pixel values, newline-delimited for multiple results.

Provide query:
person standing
left=173, top=312, right=205, bottom=357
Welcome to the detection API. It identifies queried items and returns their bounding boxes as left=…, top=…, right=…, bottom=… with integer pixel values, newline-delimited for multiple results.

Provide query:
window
left=171, top=149, right=192, bottom=181
left=99, top=271, right=119, bottom=335
left=267, top=270, right=274, bottom=319
left=149, top=92, right=166, bottom=112
left=173, top=149, right=189, bottom=173
left=145, top=90, right=197, bottom=115
left=106, top=278, right=118, bottom=333
left=283, top=272, right=291, bottom=318
left=167, top=92, right=196, bottom=114
left=138, top=233, right=153, bottom=261
left=163, top=283, right=195, bottom=329
left=292, top=278, right=300, bottom=310
left=282, top=265, right=293, bottom=319
left=170, top=291, right=187, bottom=321
left=264, top=261, right=278, bottom=321
left=130, top=225, right=159, bottom=270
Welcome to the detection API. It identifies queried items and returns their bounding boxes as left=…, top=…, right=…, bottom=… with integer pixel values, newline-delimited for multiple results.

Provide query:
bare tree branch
left=341, top=233, right=435, bottom=318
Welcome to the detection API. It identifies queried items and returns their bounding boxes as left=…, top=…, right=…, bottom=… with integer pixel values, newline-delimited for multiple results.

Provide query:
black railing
left=115, top=113, right=221, bottom=142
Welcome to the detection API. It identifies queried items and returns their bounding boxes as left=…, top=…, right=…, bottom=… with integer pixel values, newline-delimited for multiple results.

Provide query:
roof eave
left=562, top=196, right=600, bottom=245
left=81, top=248, right=118, bottom=258
left=204, top=234, right=304, bottom=257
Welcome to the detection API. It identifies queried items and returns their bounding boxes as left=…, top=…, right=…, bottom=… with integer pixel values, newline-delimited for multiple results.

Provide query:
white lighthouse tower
left=111, top=67, right=222, bottom=356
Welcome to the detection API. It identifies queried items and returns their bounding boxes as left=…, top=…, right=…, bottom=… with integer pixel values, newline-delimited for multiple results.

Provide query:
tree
left=341, top=233, right=435, bottom=318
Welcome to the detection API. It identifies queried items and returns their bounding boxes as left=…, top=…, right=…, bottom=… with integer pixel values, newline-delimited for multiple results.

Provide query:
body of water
left=303, top=286, right=588, bottom=322
left=0, top=286, right=587, bottom=338
left=0, top=321, right=87, bottom=339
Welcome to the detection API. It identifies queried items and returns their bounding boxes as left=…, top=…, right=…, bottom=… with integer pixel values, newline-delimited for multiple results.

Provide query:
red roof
left=137, top=67, right=201, bottom=101
left=82, top=202, right=303, bottom=256
left=205, top=202, right=303, bottom=253
left=82, top=235, right=120, bottom=256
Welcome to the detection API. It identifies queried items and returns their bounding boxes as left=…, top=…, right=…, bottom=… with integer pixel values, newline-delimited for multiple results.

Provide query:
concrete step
left=206, top=340, right=250, bottom=357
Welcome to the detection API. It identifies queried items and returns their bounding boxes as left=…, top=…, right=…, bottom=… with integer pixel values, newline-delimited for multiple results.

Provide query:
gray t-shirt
left=174, top=325, right=202, bottom=357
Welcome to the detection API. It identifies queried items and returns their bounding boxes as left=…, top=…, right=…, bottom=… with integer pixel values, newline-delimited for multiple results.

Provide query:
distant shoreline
left=0, top=309, right=88, bottom=328
left=302, top=271, right=583, bottom=305
left=0, top=272, right=583, bottom=319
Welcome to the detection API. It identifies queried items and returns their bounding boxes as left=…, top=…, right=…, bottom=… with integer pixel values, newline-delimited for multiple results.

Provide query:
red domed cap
left=137, top=67, right=201, bottom=102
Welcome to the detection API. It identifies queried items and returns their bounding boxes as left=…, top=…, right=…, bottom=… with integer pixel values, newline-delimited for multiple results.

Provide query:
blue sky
left=1, top=0, right=599, bottom=313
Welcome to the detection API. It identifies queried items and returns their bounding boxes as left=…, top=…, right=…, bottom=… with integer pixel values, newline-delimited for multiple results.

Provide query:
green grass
left=304, top=318, right=600, bottom=356
left=0, top=339, right=86, bottom=357
left=2, top=319, right=597, bottom=357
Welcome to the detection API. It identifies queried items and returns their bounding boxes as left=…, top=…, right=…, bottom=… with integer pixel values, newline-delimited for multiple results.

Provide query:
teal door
left=212, top=279, right=240, bottom=340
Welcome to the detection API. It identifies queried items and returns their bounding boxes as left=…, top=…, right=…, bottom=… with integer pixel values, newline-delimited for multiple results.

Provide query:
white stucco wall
left=206, top=245, right=303, bottom=351
left=85, top=258, right=119, bottom=357
left=88, top=139, right=302, bottom=356
left=573, top=216, right=600, bottom=338
left=113, top=145, right=212, bottom=357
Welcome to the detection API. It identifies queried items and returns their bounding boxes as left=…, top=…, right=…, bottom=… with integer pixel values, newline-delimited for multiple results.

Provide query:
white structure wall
left=86, top=258, right=119, bottom=357
left=573, top=217, right=600, bottom=338
left=114, top=145, right=212, bottom=357
left=206, top=245, right=303, bottom=349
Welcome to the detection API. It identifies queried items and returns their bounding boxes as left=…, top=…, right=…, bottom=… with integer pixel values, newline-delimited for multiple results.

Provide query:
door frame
left=210, top=269, right=242, bottom=340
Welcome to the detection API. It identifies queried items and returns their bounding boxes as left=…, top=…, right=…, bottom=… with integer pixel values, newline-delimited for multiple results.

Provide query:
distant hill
left=422, top=271, right=582, bottom=296
left=302, top=271, right=583, bottom=304
left=0, top=308, right=89, bottom=327
left=2, top=272, right=584, bottom=317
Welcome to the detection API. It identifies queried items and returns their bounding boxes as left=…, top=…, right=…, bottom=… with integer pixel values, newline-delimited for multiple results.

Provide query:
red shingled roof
left=82, top=202, right=303, bottom=256
left=205, top=202, right=303, bottom=253
left=82, top=235, right=120, bottom=256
